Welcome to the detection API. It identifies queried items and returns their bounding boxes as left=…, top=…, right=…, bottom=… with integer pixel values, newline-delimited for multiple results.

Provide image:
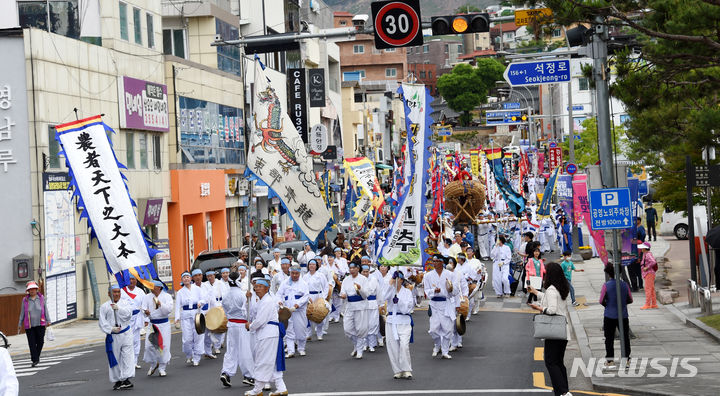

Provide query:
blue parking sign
left=588, top=188, right=633, bottom=230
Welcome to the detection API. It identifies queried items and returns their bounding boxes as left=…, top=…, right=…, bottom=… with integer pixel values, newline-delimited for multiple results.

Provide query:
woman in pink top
left=525, top=248, right=546, bottom=304
left=638, top=243, right=658, bottom=309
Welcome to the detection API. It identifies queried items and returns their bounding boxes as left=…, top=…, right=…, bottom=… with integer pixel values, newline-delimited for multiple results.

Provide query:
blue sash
left=131, top=309, right=140, bottom=315
left=268, top=321, right=286, bottom=371
left=201, top=304, right=209, bottom=310
left=347, top=295, right=363, bottom=302
left=150, top=318, right=168, bottom=324
left=309, top=291, right=320, bottom=294
left=284, top=294, right=303, bottom=300
left=182, top=304, right=197, bottom=310
left=105, top=326, right=130, bottom=368
left=367, top=295, right=377, bottom=301
left=431, top=296, right=446, bottom=302
left=387, top=312, right=414, bottom=343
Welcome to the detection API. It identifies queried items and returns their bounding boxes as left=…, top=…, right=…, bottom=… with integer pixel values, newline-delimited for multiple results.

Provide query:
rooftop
left=333, top=11, right=354, bottom=17
left=458, top=49, right=498, bottom=60
left=491, top=22, right=519, bottom=32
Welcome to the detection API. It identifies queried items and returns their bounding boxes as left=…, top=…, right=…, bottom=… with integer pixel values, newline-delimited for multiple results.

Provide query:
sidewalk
left=7, top=319, right=107, bottom=359
left=569, top=237, right=720, bottom=396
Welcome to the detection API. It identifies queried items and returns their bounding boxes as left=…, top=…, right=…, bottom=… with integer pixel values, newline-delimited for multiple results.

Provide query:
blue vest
left=603, top=280, right=630, bottom=319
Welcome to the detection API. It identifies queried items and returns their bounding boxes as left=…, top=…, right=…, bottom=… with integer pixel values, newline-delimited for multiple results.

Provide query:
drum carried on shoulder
left=306, top=298, right=330, bottom=323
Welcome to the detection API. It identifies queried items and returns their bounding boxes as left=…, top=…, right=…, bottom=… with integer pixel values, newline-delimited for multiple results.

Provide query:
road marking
left=15, top=366, right=50, bottom=373
left=534, top=347, right=544, bottom=361
left=13, top=350, right=93, bottom=378
left=13, top=361, right=62, bottom=369
left=533, top=370, right=629, bottom=396
left=292, top=390, right=552, bottom=395
left=475, top=307, right=536, bottom=314
left=533, top=372, right=551, bottom=390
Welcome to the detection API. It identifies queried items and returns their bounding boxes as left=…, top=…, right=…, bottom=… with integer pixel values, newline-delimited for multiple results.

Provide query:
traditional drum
left=444, top=179, right=486, bottom=224
left=455, top=313, right=466, bottom=335
left=205, top=306, right=228, bottom=333
left=278, top=306, right=292, bottom=329
left=468, top=283, right=477, bottom=297
left=306, top=298, right=329, bottom=323
left=458, top=296, right=469, bottom=317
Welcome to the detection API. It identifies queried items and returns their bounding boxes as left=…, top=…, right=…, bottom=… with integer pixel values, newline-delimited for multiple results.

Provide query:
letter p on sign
left=601, top=192, right=618, bottom=206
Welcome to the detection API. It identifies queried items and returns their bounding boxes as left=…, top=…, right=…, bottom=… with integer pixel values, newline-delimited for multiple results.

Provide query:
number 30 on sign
left=371, top=0, right=424, bottom=50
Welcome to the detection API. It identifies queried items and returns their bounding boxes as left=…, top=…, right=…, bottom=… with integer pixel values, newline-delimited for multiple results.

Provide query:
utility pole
left=568, top=81, right=582, bottom=262
left=591, top=16, right=627, bottom=359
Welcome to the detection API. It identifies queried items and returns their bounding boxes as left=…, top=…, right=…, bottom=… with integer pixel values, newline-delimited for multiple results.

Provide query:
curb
left=667, top=303, right=720, bottom=344
left=568, top=291, right=692, bottom=396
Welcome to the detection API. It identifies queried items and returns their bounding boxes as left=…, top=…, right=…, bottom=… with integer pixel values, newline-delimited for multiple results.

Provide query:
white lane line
left=292, top=389, right=553, bottom=395
left=16, top=372, right=36, bottom=377
left=12, top=351, right=92, bottom=364
left=13, top=361, right=62, bottom=369
left=15, top=366, right=50, bottom=373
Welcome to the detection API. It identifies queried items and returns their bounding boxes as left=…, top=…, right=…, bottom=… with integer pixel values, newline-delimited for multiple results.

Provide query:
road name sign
left=503, top=102, right=521, bottom=110
left=515, top=8, right=553, bottom=27
left=504, top=59, right=571, bottom=87
left=589, top=188, right=633, bottom=230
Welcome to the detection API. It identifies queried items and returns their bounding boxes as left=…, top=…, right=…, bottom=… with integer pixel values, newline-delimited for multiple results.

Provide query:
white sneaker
left=186, top=358, right=192, bottom=365
left=147, top=363, right=158, bottom=376
left=377, top=339, right=384, bottom=347
left=432, top=347, right=439, bottom=357
left=135, top=364, right=141, bottom=369
left=286, top=353, right=295, bottom=359
left=192, top=361, right=199, bottom=366
left=213, top=347, right=221, bottom=354
left=355, top=352, right=363, bottom=359
left=449, top=346, right=457, bottom=352
left=393, top=372, right=402, bottom=379
left=317, top=335, right=323, bottom=341
left=299, top=350, right=306, bottom=356
left=458, top=343, right=463, bottom=348
left=205, top=353, right=217, bottom=359
left=351, top=350, right=357, bottom=357
left=402, top=371, right=413, bottom=379
left=561, top=393, right=573, bottom=396
left=441, top=354, right=452, bottom=359
left=158, top=370, right=166, bottom=377
left=368, top=347, right=375, bottom=352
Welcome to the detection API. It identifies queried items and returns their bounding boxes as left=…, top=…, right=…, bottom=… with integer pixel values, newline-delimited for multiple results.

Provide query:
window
left=553, top=28, right=562, bottom=38
left=119, top=2, right=128, bottom=40
left=48, top=125, right=60, bottom=169
left=578, top=77, right=589, bottom=91
left=178, top=97, right=245, bottom=165
left=428, top=71, right=433, bottom=79
left=125, top=132, right=134, bottom=169
left=423, top=45, right=429, bottom=53
left=146, top=13, right=154, bottom=48
left=138, top=133, right=148, bottom=169
left=163, top=29, right=186, bottom=58
left=357, top=70, right=366, bottom=78
left=339, top=20, right=346, bottom=26
left=353, top=44, right=364, bottom=54
left=385, top=48, right=396, bottom=52
left=408, top=47, right=413, bottom=54
left=152, top=135, right=161, bottom=169
left=216, top=19, right=241, bottom=76
left=419, top=71, right=426, bottom=78
left=18, top=0, right=80, bottom=39
left=385, top=68, right=397, bottom=78
left=133, top=7, right=142, bottom=44
left=354, top=93, right=365, bottom=103
left=445, top=44, right=448, bottom=53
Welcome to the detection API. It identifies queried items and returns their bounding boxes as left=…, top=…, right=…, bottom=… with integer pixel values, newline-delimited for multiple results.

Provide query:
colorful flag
left=378, top=84, right=432, bottom=267
left=55, top=115, right=157, bottom=288
left=538, top=166, right=560, bottom=216
left=469, top=149, right=479, bottom=177
left=484, top=148, right=525, bottom=216
left=247, top=57, right=331, bottom=242
left=344, top=157, right=384, bottom=225
left=572, top=174, right=608, bottom=265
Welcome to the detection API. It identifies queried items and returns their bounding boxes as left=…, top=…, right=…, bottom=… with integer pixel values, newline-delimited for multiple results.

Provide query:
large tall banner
left=469, top=149, right=479, bottom=177
left=538, top=167, right=560, bottom=216
left=485, top=148, right=525, bottom=216
left=344, top=157, right=384, bottom=225
left=378, top=84, right=432, bottom=267
left=55, top=116, right=157, bottom=287
left=248, top=59, right=330, bottom=242
left=556, top=174, right=574, bottom=217
left=572, top=174, right=608, bottom=265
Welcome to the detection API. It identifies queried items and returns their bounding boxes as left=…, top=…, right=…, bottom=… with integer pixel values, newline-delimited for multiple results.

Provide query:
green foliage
left=501, top=9, right=514, bottom=16
left=559, top=118, right=625, bottom=169
left=540, top=0, right=720, bottom=215
left=455, top=4, right=482, bottom=13
left=437, top=59, right=505, bottom=126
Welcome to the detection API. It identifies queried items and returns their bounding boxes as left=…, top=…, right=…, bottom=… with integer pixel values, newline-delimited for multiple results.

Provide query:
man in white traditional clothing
left=327, top=248, right=348, bottom=323
left=219, top=268, right=231, bottom=294
left=296, top=242, right=316, bottom=273
left=422, top=255, right=457, bottom=359
left=120, top=274, right=146, bottom=369
left=447, top=260, right=468, bottom=351
left=220, top=272, right=255, bottom=388
left=271, top=258, right=291, bottom=295
left=383, top=270, right=414, bottom=380
left=277, top=264, right=309, bottom=358
left=0, top=331, right=19, bottom=395
left=143, top=280, right=173, bottom=377
left=267, top=248, right=283, bottom=274
left=174, top=270, right=206, bottom=366
left=304, top=258, right=329, bottom=340
left=99, top=284, right=135, bottom=390
left=491, top=235, right=512, bottom=297
left=340, top=261, right=369, bottom=359
left=203, top=270, right=225, bottom=355
left=361, top=264, right=380, bottom=352
left=465, top=247, right=487, bottom=314
left=476, top=216, right=491, bottom=260
left=245, top=277, right=288, bottom=396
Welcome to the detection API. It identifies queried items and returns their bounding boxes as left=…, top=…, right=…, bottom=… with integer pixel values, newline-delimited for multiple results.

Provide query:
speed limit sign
left=371, top=0, right=423, bottom=50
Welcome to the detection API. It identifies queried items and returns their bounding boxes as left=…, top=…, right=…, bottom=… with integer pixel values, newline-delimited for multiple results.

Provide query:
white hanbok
left=120, top=285, right=146, bottom=365
left=248, top=292, right=286, bottom=394
left=303, top=271, right=329, bottom=338
left=364, top=274, right=380, bottom=349
left=423, top=269, right=458, bottom=355
left=0, top=347, right=18, bottom=395
left=277, top=277, right=309, bottom=355
left=99, top=298, right=134, bottom=383
left=383, top=284, right=414, bottom=375
left=491, top=244, right=512, bottom=295
left=341, top=273, right=369, bottom=356
left=221, top=285, right=254, bottom=380
left=142, top=291, right=173, bottom=371
left=174, top=284, right=206, bottom=364
left=202, top=280, right=224, bottom=352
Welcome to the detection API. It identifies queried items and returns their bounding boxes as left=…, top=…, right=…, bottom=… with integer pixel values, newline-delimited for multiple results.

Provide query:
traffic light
left=566, top=25, right=589, bottom=47
left=511, top=113, right=528, bottom=122
left=431, top=13, right=490, bottom=36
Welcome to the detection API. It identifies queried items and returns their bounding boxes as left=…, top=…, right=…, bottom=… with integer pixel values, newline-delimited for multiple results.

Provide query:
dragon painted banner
left=247, top=58, right=331, bottom=242
left=377, top=84, right=432, bottom=267
left=55, top=116, right=157, bottom=288
left=343, top=157, right=384, bottom=225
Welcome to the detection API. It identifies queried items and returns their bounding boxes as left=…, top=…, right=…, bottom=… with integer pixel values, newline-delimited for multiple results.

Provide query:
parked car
left=190, top=248, right=244, bottom=280
left=659, top=206, right=708, bottom=240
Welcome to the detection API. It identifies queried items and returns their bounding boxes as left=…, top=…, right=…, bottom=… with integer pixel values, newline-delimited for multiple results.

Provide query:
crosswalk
left=12, top=350, right=93, bottom=377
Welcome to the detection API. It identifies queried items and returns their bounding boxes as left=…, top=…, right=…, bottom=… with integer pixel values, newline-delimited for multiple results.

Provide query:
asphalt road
left=18, top=249, right=602, bottom=396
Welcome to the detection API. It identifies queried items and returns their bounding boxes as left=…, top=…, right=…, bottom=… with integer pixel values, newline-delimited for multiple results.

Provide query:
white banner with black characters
left=247, top=58, right=331, bottom=242
left=55, top=115, right=157, bottom=287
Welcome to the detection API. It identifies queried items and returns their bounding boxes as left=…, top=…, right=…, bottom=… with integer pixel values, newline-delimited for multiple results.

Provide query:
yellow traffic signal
left=452, top=17, right=469, bottom=33
left=431, top=13, right=490, bottom=35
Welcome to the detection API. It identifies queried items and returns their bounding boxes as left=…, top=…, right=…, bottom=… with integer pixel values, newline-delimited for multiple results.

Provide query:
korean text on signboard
left=118, top=76, right=170, bottom=132
left=289, top=68, right=308, bottom=142
left=179, top=96, right=245, bottom=165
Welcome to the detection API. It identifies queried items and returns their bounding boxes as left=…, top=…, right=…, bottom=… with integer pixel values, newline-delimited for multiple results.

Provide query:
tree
left=559, top=118, right=625, bottom=169
left=534, top=0, right=720, bottom=219
left=436, top=59, right=505, bottom=126
left=455, top=4, right=482, bottom=13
